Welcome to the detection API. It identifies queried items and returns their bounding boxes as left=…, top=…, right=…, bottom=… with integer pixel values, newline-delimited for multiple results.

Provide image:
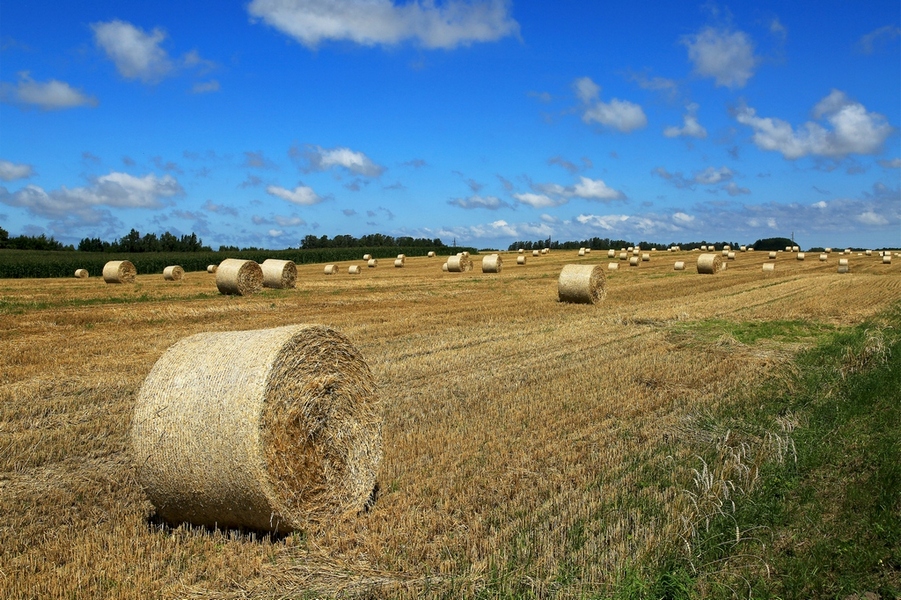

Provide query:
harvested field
left=1, top=251, right=899, bottom=598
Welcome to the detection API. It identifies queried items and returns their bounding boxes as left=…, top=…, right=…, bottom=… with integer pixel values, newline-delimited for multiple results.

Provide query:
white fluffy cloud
left=663, top=103, right=707, bottom=138
left=265, top=184, right=323, bottom=205
left=0, top=73, right=97, bottom=110
left=513, top=192, right=561, bottom=208
left=0, top=160, right=35, bottom=181
left=247, top=0, right=519, bottom=49
left=92, top=20, right=174, bottom=83
left=294, top=145, right=385, bottom=177
left=515, top=176, right=624, bottom=208
left=448, top=195, right=509, bottom=209
left=574, top=77, right=646, bottom=133
left=571, top=176, right=624, bottom=200
left=735, top=90, right=893, bottom=159
left=682, top=27, right=757, bottom=89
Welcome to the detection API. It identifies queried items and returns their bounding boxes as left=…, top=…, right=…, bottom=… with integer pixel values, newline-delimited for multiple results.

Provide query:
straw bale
left=447, top=255, right=473, bottom=272
left=608, top=249, right=616, bottom=258
left=740, top=246, right=747, bottom=252
left=481, top=254, right=502, bottom=273
left=619, top=252, right=628, bottom=261
left=103, top=260, right=137, bottom=284
left=865, top=250, right=872, bottom=256
left=768, top=252, right=777, bottom=259
left=819, top=254, right=828, bottom=261
left=394, top=259, right=404, bottom=268
left=442, top=262, right=449, bottom=271
left=838, top=258, right=849, bottom=267
left=793, top=246, right=800, bottom=252
left=674, top=261, right=685, bottom=271
left=518, top=249, right=524, bottom=254
left=541, top=248, right=549, bottom=255
left=74, top=269, right=89, bottom=279
left=883, top=255, right=892, bottom=264
left=785, top=246, right=792, bottom=252
left=532, top=250, right=540, bottom=257
left=261, top=259, right=297, bottom=289
left=131, top=324, right=382, bottom=532
left=796, top=253, right=805, bottom=261
left=516, top=255, right=526, bottom=265
left=723, top=245, right=731, bottom=251
left=397, top=254, right=406, bottom=260
left=629, top=256, right=640, bottom=267
left=368, top=259, right=378, bottom=268
left=844, top=248, right=851, bottom=254
left=837, top=264, right=850, bottom=274
left=427, top=251, right=436, bottom=258
left=216, top=259, right=263, bottom=295
left=324, top=264, right=337, bottom=275
left=163, top=265, right=185, bottom=281
left=608, top=262, right=619, bottom=270
left=578, top=249, right=586, bottom=256
left=825, top=247, right=832, bottom=253
left=721, top=249, right=729, bottom=257
left=207, top=265, right=217, bottom=274
left=558, top=264, right=606, bottom=304
left=762, top=263, right=775, bottom=273
left=585, top=248, right=591, bottom=254
left=696, top=253, right=724, bottom=274
left=641, top=253, right=650, bottom=261
left=700, top=245, right=707, bottom=251
left=727, top=252, right=736, bottom=260
left=632, top=249, right=640, bottom=256
left=363, top=254, right=372, bottom=261
left=348, top=265, right=361, bottom=274
left=627, top=246, right=634, bottom=251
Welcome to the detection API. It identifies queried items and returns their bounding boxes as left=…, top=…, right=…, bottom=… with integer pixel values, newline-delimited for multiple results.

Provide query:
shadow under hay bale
left=131, top=324, right=382, bottom=533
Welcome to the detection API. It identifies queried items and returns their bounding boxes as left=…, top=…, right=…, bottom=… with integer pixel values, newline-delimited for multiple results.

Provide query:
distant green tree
left=752, top=237, right=794, bottom=251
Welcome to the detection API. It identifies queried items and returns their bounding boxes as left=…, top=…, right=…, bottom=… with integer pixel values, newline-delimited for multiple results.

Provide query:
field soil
left=1, top=249, right=898, bottom=598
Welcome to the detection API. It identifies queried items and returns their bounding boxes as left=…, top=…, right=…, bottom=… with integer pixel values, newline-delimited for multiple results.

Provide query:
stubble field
left=1, top=249, right=899, bottom=598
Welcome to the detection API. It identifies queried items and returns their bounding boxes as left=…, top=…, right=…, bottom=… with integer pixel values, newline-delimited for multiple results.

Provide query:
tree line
left=300, top=233, right=446, bottom=249
left=77, top=229, right=210, bottom=253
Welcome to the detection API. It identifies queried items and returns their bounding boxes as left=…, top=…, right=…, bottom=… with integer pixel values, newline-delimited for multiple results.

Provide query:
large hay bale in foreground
left=558, top=264, right=606, bottom=304
left=261, top=259, right=297, bottom=289
left=74, top=269, right=89, bottom=279
left=216, top=259, right=263, bottom=296
left=481, top=254, right=502, bottom=273
left=696, top=253, right=724, bottom=275
left=103, top=260, right=137, bottom=284
left=131, top=324, right=382, bottom=532
left=163, top=265, right=184, bottom=281
left=447, top=255, right=473, bottom=272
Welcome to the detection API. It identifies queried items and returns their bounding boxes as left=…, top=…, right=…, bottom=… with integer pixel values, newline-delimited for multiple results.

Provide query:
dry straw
left=363, top=254, right=372, bottom=261
left=608, top=262, right=619, bottom=270
left=367, top=259, right=378, bottom=268
left=721, top=249, right=729, bottom=257
left=396, top=254, right=406, bottom=265
left=825, top=247, right=832, bottom=253
left=207, top=265, right=218, bottom=274
left=558, top=264, right=606, bottom=304
left=865, top=250, right=872, bottom=256
left=217, top=259, right=263, bottom=296
left=261, top=259, right=297, bottom=289
left=819, top=253, right=828, bottom=261
left=516, top=255, right=526, bottom=265
left=641, top=253, right=650, bottom=261
left=629, top=256, right=640, bottom=267
left=608, top=249, right=616, bottom=258
left=394, top=259, right=404, bottom=268
left=838, top=258, right=849, bottom=267
left=102, top=260, right=137, bottom=284
left=427, top=251, right=436, bottom=258
left=518, top=249, right=524, bottom=254
left=696, top=253, right=724, bottom=275
left=838, top=264, right=850, bottom=274
left=768, top=251, right=777, bottom=259
left=727, top=252, right=736, bottom=260
left=348, top=265, right=361, bottom=275
left=796, top=253, right=805, bottom=261
left=674, top=261, right=685, bottom=271
left=762, top=263, right=775, bottom=273
left=481, top=254, right=502, bottom=273
left=883, top=255, right=892, bottom=264
left=442, top=262, right=449, bottom=272
left=163, top=265, right=185, bottom=281
left=447, top=254, right=473, bottom=272
left=74, top=268, right=89, bottom=278
left=323, top=264, right=336, bottom=275
left=131, top=324, right=382, bottom=532
left=532, top=250, right=540, bottom=257
left=619, top=252, right=628, bottom=261
left=578, top=248, right=586, bottom=256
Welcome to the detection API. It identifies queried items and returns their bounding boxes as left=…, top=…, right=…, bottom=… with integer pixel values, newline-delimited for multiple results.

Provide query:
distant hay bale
left=585, top=248, right=591, bottom=254
left=619, top=252, right=628, bottom=261
left=532, top=250, right=540, bottom=257
left=825, top=247, right=832, bottom=253
left=216, top=259, right=263, bottom=296
left=700, top=245, right=707, bottom=251
left=721, top=249, right=729, bottom=257
left=261, top=259, right=297, bottom=289
left=608, top=262, right=619, bottom=270
left=481, top=254, right=502, bottom=273
left=368, top=259, right=378, bottom=268
left=163, top=265, right=185, bottom=281
left=740, top=246, right=747, bottom=252
left=442, top=262, right=449, bottom=271
left=446, top=255, right=473, bottom=272
left=792, top=245, right=800, bottom=252
left=541, top=248, right=549, bottom=255
left=837, top=264, right=850, bottom=274
left=785, top=246, right=792, bottom=252
left=518, top=249, right=524, bottom=254
left=674, top=261, right=685, bottom=271
left=578, top=249, right=586, bottom=256
left=608, top=249, right=616, bottom=258
left=207, top=265, right=217, bottom=274
left=819, top=254, right=828, bottom=261
left=641, top=253, right=650, bottom=261
left=627, top=246, right=634, bottom=252
left=558, top=264, right=606, bottom=304
left=844, top=248, right=851, bottom=255
left=883, top=255, right=892, bottom=264
left=74, top=269, right=89, bottom=279
left=131, top=324, right=382, bottom=533
left=796, top=253, right=805, bottom=261
left=762, top=263, right=775, bottom=273
left=516, top=255, right=526, bottom=265
left=727, top=252, right=736, bottom=260
left=629, top=256, right=640, bottom=267
left=348, top=265, right=361, bottom=275
left=768, top=252, right=777, bottom=259
left=324, top=264, right=336, bottom=275
left=838, top=258, right=849, bottom=267
left=397, top=254, right=406, bottom=261
left=394, top=259, right=404, bottom=268
left=865, top=250, right=872, bottom=256
left=363, top=254, right=372, bottom=261
left=696, top=253, right=724, bottom=275
left=103, top=260, right=137, bottom=284
left=723, top=245, right=731, bottom=251
left=427, top=251, right=436, bottom=258
left=632, top=249, right=640, bottom=257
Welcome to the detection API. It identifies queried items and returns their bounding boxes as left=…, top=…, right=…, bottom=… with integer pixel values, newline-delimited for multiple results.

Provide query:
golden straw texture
left=324, top=264, right=336, bottom=275
left=762, top=263, right=775, bottom=273
left=131, top=324, right=382, bottom=533
left=102, top=260, right=137, bottom=284
left=163, top=265, right=184, bottom=281
left=481, top=254, right=502, bottom=273
left=629, top=256, right=640, bottom=267
left=261, top=259, right=297, bottom=289
left=216, top=259, right=263, bottom=296
left=362, top=254, right=372, bottom=260
left=673, top=261, right=685, bottom=271
left=348, top=265, right=361, bottom=274
left=607, top=249, right=616, bottom=258
left=516, top=255, right=526, bottom=265
left=696, top=253, right=724, bottom=275
left=74, top=269, right=89, bottom=278
left=608, top=262, right=619, bottom=270
left=427, top=251, right=436, bottom=257
left=207, top=265, right=217, bottom=274
left=394, top=259, right=404, bottom=268
left=796, top=253, right=805, bottom=261
left=367, top=259, right=378, bottom=268
left=442, top=262, right=449, bottom=271
left=446, top=255, right=473, bottom=272
left=557, top=264, right=607, bottom=304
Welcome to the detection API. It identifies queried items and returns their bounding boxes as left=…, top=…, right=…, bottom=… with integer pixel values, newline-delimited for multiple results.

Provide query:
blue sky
left=1, top=1, right=899, bottom=250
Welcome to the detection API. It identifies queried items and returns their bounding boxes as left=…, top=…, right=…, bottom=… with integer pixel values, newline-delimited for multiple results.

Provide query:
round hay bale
left=768, top=251, right=777, bottom=259
left=865, top=249, right=872, bottom=256
left=397, top=254, right=406, bottom=260
left=163, top=265, right=185, bottom=281
left=207, top=264, right=218, bottom=274
left=532, top=250, right=540, bottom=257
left=367, top=259, right=378, bottom=268
left=442, top=262, right=449, bottom=271
left=723, top=245, right=731, bottom=251
left=516, top=255, right=526, bottom=265
left=618, top=252, right=628, bottom=261
left=363, top=254, right=372, bottom=261
left=585, top=248, right=591, bottom=254
left=819, top=254, right=828, bottom=261
left=74, top=269, right=89, bottom=279
left=796, top=253, right=805, bottom=261
left=632, top=249, right=640, bottom=257
left=446, top=255, right=473, bottom=272
left=883, top=255, right=892, bottom=264
left=131, top=324, right=382, bottom=532
left=762, top=263, right=775, bottom=273
left=844, top=248, right=851, bottom=255
left=627, top=246, right=634, bottom=252
left=700, top=245, right=707, bottom=251
left=721, top=249, right=729, bottom=257
left=674, top=261, right=685, bottom=271
left=641, top=253, right=650, bottom=262
left=607, top=249, right=616, bottom=258
left=481, top=254, right=502, bottom=273
left=427, top=251, right=436, bottom=258
left=261, top=259, right=297, bottom=289
left=217, top=259, right=263, bottom=295
left=103, top=260, right=137, bottom=284
left=578, top=249, right=586, bottom=256
left=348, top=265, right=361, bottom=275
left=696, top=253, right=724, bottom=275
left=393, top=259, right=404, bottom=268
left=837, top=264, right=850, bottom=274
left=727, top=252, right=736, bottom=260
left=838, top=258, right=849, bottom=267
left=558, top=264, right=606, bottom=304
left=825, top=247, right=832, bottom=253
left=518, top=249, right=524, bottom=254
left=608, top=262, right=619, bottom=270
left=324, top=264, right=336, bottom=275
left=740, top=246, right=747, bottom=252
left=541, top=248, right=549, bottom=255
left=629, top=256, right=640, bottom=267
